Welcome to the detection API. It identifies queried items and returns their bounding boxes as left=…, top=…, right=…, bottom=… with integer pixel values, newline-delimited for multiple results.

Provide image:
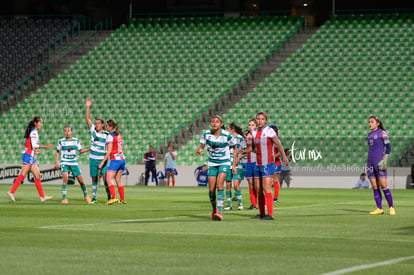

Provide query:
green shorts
left=226, top=169, right=233, bottom=182
left=233, top=167, right=246, bottom=181
left=208, top=165, right=230, bottom=178
left=89, top=158, right=107, bottom=177
left=61, top=164, right=82, bottom=177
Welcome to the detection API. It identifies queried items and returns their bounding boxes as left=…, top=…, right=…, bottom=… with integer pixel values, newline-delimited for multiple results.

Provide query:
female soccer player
left=245, top=119, right=258, bottom=210
left=86, top=98, right=111, bottom=203
left=224, top=122, right=246, bottom=211
left=7, top=117, right=54, bottom=202
left=242, top=112, right=288, bottom=220
left=196, top=115, right=237, bottom=221
left=164, top=145, right=177, bottom=187
left=55, top=126, right=91, bottom=204
left=269, top=124, right=282, bottom=203
left=99, top=119, right=126, bottom=205
left=367, top=116, right=395, bottom=215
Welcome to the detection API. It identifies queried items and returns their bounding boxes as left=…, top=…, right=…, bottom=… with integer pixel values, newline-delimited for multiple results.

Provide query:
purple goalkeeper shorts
left=367, top=163, right=387, bottom=179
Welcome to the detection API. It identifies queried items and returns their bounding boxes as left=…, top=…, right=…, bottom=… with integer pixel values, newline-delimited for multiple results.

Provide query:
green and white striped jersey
left=57, top=137, right=82, bottom=165
left=89, top=125, right=108, bottom=160
left=200, top=129, right=236, bottom=167
left=232, top=134, right=247, bottom=168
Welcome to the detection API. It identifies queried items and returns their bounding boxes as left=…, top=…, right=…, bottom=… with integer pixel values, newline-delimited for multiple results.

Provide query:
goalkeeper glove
left=378, top=159, right=387, bottom=171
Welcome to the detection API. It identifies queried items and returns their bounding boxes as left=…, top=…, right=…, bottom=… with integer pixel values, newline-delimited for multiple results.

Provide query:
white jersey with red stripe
left=106, top=132, right=125, bottom=161
left=246, top=133, right=256, bottom=163
left=22, top=128, right=39, bottom=157
left=252, top=126, right=276, bottom=166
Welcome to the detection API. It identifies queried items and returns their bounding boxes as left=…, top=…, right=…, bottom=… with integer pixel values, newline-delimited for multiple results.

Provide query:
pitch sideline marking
left=320, top=255, right=414, bottom=275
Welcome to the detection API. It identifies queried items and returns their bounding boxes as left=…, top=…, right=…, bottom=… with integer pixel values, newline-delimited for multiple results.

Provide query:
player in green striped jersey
left=196, top=115, right=237, bottom=221
left=55, top=126, right=91, bottom=204
left=224, top=122, right=247, bottom=211
left=86, top=98, right=111, bottom=203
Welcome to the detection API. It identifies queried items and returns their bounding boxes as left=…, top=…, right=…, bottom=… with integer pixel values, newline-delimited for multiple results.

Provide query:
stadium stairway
left=166, top=27, right=317, bottom=155
left=175, top=13, right=414, bottom=167
left=172, top=27, right=318, bottom=166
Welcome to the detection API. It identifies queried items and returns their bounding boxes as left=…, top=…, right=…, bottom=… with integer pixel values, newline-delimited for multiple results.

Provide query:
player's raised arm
left=85, top=98, right=92, bottom=128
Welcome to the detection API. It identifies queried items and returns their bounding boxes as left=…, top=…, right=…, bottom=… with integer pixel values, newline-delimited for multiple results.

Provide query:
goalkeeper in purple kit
left=366, top=116, right=395, bottom=215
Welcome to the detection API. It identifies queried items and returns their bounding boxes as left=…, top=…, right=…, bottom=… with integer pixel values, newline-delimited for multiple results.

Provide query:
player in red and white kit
left=7, top=117, right=54, bottom=202
left=245, top=119, right=258, bottom=210
left=242, top=112, right=288, bottom=220
left=99, top=119, right=126, bottom=205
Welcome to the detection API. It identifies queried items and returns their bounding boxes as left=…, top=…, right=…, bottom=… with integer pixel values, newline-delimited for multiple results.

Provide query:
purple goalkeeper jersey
left=367, top=129, right=390, bottom=165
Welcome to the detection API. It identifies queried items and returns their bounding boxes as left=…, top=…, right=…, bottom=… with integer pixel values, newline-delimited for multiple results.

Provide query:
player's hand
left=196, top=149, right=202, bottom=156
left=54, top=163, right=59, bottom=170
left=98, top=162, right=103, bottom=169
left=86, top=97, right=92, bottom=107
left=232, top=166, right=237, bottom=175
left=35, top=149, right=41, bottom=155
left=378, top=159, right=387, bottom=171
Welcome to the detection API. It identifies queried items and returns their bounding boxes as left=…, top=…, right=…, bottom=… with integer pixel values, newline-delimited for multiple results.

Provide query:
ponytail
left=369, top=115, right=387, bottom=132
left=24, top=117, right=42, bottom=138
left=229, top=122, right=245, bottom=138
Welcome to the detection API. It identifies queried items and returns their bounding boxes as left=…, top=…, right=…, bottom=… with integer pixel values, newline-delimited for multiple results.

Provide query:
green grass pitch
left=1, top=184, right=414, bottom=275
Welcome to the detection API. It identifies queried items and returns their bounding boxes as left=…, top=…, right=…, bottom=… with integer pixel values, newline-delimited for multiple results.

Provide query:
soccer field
left=1, top=185, right=413, bottom=275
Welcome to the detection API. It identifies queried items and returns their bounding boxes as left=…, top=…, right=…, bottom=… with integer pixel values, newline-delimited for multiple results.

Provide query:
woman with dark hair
left=99, top=119, right=126, bottom=205
left=367, top=115, right=395, bottom=215
left=85, top=97, right=111, bottom=203
left=224, top=122, right=247, bottom=211
left=245, top=119, right=258, bottom=209
left=241, top=112, right=288, bottom=220
left=55, top=126, right=91, bottom=204
left=196, top=115, right=237, bottom=221
left=7, top=117, right=54, bottom=202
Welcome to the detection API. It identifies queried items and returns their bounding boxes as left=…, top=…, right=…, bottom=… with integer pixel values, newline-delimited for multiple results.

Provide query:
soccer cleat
left=214, top=212, right=223, bottom=221
left=389, top=207, right=396, bottom=215
left=118, top=200, right=127, bottom=204
left=247, top=205, right=257, bottom=210
left=7, top=192, right=16, bottom=202
left=369, top=208, right=384, bottom=215
left=61, top=199, right=69, bottom=204
left=211, top=209, right=217, bottom=220
left=237, top=205, right=244, bottom=210
left=88, top=199, right=98, bottom=204
left=105, top=198, right=120, bottom=205
left=273, top=198, right=279, bottom=203
left=252, top=214, right=262, bottom=219
left=224, top=206, right=232, bottom=211
left=40, top=195, right=52, bottom=202
left=84, top=196, right=92, bottom=203
left=261, top=215, right=274, bottom=220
